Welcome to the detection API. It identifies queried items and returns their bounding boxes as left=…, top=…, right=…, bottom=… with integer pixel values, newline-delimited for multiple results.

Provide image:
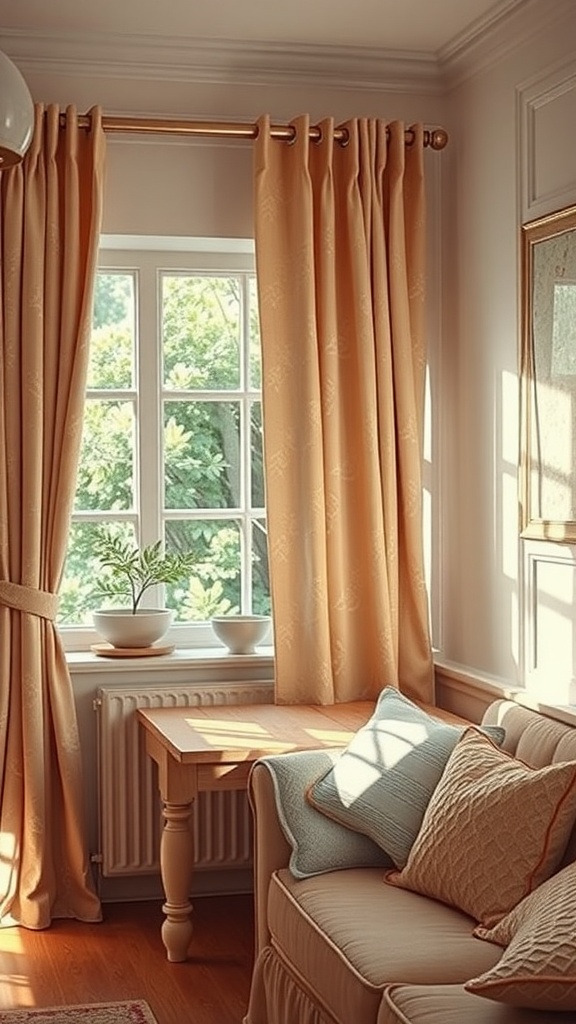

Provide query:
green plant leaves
left=94, top=530, right=196, bottom=613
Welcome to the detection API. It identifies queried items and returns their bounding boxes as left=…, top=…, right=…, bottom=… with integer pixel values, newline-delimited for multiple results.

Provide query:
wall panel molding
left=523, top=546, right=576, bottom=702
left=519, top=56, right=576, bottom=221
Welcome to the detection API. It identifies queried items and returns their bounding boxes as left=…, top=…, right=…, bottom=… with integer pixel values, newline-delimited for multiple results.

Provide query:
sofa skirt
left=244, top=945, right=338, bottom=1024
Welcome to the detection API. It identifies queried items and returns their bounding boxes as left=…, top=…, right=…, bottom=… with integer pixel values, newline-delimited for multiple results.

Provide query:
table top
left=137, top=700, right=376, bottom=764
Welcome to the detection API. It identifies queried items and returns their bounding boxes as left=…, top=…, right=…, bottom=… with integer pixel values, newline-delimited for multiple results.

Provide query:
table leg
left=159, top=801, right=195, bottom=962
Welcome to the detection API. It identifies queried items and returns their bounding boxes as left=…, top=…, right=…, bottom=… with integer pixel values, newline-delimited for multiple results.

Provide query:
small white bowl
left=93, top=608, right=173, bottom=648
left=211, top=614, right=271, bottom=654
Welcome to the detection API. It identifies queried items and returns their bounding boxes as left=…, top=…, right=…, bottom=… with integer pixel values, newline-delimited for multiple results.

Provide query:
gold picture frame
left=520, top=203, right=576, bottom=543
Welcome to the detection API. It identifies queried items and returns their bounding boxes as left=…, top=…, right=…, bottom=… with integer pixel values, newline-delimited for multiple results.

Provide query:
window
left=59, top=238, right=270, bottom=649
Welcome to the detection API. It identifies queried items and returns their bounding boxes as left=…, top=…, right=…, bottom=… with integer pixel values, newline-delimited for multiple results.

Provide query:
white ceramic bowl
left=93, top=608, right=173, bottom=648
left=211, top=614, right=271, bottom=654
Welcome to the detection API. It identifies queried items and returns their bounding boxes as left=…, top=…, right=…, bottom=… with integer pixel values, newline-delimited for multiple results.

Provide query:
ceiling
left=0, top=0, right=523, bottom=56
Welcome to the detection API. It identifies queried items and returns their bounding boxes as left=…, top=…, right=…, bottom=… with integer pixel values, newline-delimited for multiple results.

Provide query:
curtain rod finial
left=427, top=127, right=449, bottom=151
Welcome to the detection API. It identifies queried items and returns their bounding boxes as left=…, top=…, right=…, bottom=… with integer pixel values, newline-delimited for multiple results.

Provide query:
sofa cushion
left=306, top=686, right=505, bottom=868
left=267, top=867, right=502, bottom=1024
left=386, top=727, right=576, bottom=927
left=255, top=748, right=392, bottom=878
left=466, top=859, right=576, bottom=1010
left=378, top=984, right=546, bottom=1024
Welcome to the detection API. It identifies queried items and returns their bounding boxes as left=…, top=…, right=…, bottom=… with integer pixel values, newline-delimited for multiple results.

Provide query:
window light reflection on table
left=183, top=717, right=356, bottom=749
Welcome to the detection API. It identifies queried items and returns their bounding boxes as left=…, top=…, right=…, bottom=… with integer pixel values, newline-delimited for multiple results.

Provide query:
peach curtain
left=0, top=105, right=105, bottom=928
left=254, top=115, right=433, bottom=706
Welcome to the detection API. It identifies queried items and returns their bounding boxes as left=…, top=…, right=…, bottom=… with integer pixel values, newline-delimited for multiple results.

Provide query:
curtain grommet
left=336, top=126, right=350, bottom=148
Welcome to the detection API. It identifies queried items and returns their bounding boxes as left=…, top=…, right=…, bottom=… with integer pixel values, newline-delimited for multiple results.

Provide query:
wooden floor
left=0, top=894, right=255, bottom=1024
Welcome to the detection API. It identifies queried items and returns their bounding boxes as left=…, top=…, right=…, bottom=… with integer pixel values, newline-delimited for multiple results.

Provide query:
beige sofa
left=243, top=697, right=576, bottom=1024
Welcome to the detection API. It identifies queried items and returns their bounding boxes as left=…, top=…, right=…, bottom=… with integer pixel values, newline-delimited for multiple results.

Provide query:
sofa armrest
left=248, top=761, right=292, bottom=954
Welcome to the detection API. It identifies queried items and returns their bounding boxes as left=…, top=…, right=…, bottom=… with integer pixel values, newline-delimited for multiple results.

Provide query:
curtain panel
left=254, top=115, right=433, bottom=706
left=0, top=105, right=105, bottom=927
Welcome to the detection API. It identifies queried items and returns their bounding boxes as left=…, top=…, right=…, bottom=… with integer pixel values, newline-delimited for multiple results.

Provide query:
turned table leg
left=159, top=800, right=195, bottom=962
left=144, top=734, right=199, bottom=963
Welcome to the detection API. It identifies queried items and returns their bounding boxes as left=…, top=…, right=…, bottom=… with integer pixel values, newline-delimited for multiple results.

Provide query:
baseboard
left=97, top=866, right=253, bottom=903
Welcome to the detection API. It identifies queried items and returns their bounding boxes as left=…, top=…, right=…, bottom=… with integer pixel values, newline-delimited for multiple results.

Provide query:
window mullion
left=138, top=260, right=162, bottom=556
left=241, top=273, right=252, bottom=611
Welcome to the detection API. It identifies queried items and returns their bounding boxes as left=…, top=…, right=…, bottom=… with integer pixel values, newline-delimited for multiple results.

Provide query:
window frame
left=60, top=235, right=270, bottom=652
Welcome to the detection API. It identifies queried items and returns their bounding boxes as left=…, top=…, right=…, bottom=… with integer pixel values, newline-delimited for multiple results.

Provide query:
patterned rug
left=0, top=1002, right=159, bottom=1024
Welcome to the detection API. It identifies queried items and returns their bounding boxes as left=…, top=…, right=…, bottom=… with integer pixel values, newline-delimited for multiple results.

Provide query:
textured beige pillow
left=385, top=727, right=576, bottom=928
left=465, top=860, right=576, bottom=1010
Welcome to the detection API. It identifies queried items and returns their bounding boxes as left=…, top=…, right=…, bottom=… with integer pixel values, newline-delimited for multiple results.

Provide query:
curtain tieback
left=0, top=580, right=59, bottom=621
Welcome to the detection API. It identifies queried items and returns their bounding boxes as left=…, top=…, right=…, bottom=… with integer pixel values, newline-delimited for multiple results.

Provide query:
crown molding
left=3, top=0, right=566, bottom=99
left=438, top=0, right=524, bottom=64
left=0, top=29, right=443, bottom=95
left=440, top=0, right=575, bottom=88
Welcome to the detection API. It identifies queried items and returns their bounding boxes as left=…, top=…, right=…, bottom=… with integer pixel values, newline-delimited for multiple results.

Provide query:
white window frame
left=60, top=235, right=271, bottom=652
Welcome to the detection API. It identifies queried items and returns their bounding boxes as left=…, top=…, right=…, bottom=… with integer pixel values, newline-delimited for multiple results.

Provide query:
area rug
left=0, top=1001, right=158, bottom=1024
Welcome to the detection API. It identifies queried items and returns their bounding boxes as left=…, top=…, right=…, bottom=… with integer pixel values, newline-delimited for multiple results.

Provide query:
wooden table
left=137, top=699, right=376, bottom=961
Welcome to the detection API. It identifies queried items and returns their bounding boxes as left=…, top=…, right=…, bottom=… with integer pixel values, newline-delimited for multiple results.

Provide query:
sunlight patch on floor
left=0, top=927, right=33, bottom=1007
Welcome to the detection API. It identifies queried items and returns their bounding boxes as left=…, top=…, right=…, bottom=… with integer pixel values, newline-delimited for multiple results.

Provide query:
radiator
left=95, top=682, right=274, bottom=877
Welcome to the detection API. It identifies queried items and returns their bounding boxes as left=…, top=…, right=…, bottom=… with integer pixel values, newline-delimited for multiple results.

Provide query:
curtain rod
left=71, top=113, right=449, bottom=150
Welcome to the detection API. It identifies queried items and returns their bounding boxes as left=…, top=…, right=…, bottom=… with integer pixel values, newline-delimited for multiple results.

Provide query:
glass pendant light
left=0, top=50, right=34, bottom=168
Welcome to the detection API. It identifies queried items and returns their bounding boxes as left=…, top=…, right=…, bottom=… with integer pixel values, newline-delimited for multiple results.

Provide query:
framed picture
left=520, top=203, right=576, bottom=543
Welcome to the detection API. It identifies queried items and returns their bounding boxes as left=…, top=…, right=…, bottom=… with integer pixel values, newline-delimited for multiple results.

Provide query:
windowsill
left=66, top=645, right=275, bottom=673
left=434, top=656, right=576, bottom=728
left=67, top=648, right=576, bottom=726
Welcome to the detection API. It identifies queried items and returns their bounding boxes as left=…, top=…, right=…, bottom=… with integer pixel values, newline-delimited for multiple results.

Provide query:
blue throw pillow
left=307, top=687, right=505, bottom=869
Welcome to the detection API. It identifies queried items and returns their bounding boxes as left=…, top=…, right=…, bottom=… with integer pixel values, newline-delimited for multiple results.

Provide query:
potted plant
left=92, top=530, right=196, bottom=649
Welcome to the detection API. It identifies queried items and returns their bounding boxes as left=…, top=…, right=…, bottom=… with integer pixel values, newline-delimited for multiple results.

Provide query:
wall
left=439, top=0, right=576, bottom=712
left=18, top=57, right=446, bottom=239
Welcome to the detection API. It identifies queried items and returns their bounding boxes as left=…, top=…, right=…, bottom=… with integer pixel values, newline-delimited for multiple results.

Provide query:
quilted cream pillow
left=385, top=727, right=576, bottom=928
left=466, top=860, right=576, bottom=1010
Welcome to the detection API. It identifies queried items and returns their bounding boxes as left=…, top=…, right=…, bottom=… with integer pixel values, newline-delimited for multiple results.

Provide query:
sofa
left=243, top=689, right=576, bottom=1024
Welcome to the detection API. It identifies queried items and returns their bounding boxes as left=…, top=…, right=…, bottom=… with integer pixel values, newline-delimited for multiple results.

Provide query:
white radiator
left=95, top=683, right=274, bottom=877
